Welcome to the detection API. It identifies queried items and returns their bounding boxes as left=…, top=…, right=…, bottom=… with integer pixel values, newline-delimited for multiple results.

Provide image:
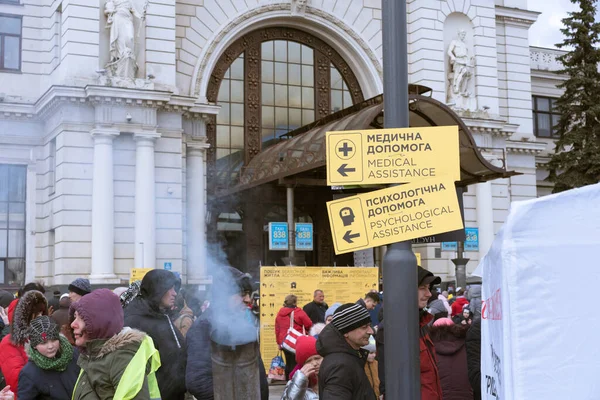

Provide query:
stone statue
left=447, top=29, right=475, bottom=109
left=104, top=0, right=148, bottom=82
left=291, top=0, right=308, bottom=15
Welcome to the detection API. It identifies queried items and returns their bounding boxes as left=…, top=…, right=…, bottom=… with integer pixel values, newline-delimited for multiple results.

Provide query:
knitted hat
left=68, top=278, right=91, bottom=297
left=324, top=302, right=342, bottom=321
left=295, top=335, right=318, bottom=366
left=70, top=289, right=123, bottom=341
left=28, top=316, right=60, bottom=348
left=331, top=303, right=372, bottom=334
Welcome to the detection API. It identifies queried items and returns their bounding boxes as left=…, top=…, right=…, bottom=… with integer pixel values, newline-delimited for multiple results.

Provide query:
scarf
left=27, top=335, right=74, bottom=371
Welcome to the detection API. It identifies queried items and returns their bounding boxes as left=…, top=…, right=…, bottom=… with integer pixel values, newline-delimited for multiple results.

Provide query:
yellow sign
left=326, top=126, right=460, bottom=185
left=415, top=252, right=422, bottom=266
left=130, top=268, right=153, bottom=283
left=327, top=176, right=464, bottom=254
left=259, top=267, right=379, bottom=371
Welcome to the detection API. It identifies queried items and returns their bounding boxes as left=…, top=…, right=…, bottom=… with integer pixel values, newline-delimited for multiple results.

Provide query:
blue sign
left=269, top=222, right=289, bottom=251
left=441, top=228, right=479, bottom=251
left=295, top=223, right=313, bottom=251
left=441, top=242, right=457, bottom=251
left=164, top=262, right=172, bottom=270
left=464, top=227, right=479, bottom=251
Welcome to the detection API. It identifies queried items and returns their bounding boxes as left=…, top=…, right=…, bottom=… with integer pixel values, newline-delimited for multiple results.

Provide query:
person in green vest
left=70, top=289, right=161, bottom=400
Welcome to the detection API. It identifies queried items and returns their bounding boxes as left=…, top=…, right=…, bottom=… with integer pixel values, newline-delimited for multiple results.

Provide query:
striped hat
left=331, top=303, right=372, bottom=334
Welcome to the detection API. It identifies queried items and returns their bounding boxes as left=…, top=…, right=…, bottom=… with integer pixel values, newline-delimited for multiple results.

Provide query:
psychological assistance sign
left=326, top=126, right=460, bottom=185
left=259, top=267, right=379, bottom=372
left=326, top=176, right=464, bottom=254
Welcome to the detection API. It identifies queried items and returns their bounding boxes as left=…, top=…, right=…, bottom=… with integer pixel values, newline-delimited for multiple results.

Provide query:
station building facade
left=0, top=0, right=565, bottom=288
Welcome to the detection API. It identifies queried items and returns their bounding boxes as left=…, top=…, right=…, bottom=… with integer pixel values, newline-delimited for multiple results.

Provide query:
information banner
left=259, top=267, right=379, bottom=371
left=326, top=126, right=460, bottom=185
left=327, top=176, right=464, bottom=254
left=295, top=223, right=313, bottom=251
left=268, top=222, right=288, bottom=251
left=130, top=268, right=153, bottom=283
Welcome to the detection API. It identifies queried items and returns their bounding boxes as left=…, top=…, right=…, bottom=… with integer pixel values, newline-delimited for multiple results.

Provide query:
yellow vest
left=72, top=335, right=162, bottom=400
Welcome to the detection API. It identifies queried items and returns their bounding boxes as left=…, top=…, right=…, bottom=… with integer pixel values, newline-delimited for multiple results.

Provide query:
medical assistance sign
left=326, top=126, right=460, bottom=185
left=327, top=176, right=464, bottom=254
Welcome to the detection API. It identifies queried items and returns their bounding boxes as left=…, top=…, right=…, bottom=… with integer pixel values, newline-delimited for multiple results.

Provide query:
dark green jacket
left=72, top=328, right=161, bottom=400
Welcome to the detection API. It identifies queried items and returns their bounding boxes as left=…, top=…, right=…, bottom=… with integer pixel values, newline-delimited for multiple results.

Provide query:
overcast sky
left=528, top=0, right=578, bottom=48
left=528, top=0, right=600, bottom=48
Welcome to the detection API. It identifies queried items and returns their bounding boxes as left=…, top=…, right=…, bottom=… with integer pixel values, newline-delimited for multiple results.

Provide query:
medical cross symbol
left=338, top=142, right=353, bottom=157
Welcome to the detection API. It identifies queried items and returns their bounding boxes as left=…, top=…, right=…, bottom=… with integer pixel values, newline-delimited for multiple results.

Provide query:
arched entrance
left=204, top=27, right=367, bottom=274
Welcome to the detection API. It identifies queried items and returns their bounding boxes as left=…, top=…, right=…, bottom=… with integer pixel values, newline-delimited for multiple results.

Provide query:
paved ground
left=268, top=383, right=286, bottom=399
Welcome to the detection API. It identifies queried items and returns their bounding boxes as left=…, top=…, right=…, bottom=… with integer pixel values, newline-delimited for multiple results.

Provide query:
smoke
left=204, top=246, right=258, bottom=347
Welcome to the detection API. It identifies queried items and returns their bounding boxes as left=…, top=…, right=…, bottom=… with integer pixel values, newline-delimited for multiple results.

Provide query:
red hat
left=295, top=335, right=318, bottom=366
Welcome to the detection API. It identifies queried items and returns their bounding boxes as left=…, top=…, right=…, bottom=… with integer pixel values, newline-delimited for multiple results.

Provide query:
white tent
left=480, top=183, right=600, bottom=399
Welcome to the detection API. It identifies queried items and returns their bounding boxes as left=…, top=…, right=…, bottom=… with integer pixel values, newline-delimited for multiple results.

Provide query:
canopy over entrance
left=215, top=93, right=516, bottom=197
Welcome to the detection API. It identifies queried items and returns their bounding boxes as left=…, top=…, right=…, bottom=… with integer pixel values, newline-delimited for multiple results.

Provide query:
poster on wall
left=259, top=267, right=379, bottom=371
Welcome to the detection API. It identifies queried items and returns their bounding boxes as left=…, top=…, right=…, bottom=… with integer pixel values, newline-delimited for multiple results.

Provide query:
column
left=90, top=129, right=119, bottom=283
left=476, top=181, right=495, bottom=260
left=286, top=186, right=295, bottom=259
left=186, top=137, right=209, bottom=283
left=134, top=132, right=159, bottom=269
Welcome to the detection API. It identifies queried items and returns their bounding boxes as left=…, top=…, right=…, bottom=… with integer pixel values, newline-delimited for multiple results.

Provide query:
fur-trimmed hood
left=11, top=290, right=48, bottom=345
left=83, top=327, right=146, bottom=359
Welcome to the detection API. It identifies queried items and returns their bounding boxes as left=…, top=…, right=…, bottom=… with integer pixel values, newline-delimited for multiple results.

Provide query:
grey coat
left=281, top=370, right=319, bottom=400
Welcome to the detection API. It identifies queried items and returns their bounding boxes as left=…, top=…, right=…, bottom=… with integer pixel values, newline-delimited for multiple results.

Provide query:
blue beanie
left=325, top=302, right=342, bottom=321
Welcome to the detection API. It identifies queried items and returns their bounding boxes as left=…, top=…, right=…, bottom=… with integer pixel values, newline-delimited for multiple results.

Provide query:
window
left=261, top=40, right=315, bottom=147
left=533, top=96, right=560, bottom=138
left=0, top=14, right=22, bottom=71
left=0, top=164, right=27, bottom=285
left=215, top=55, right=245, bottom=183
left=208, top=28, right=364, bottom=190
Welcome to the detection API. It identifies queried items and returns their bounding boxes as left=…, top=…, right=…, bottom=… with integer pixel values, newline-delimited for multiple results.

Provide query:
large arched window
left=206, top=27, right=364, bottom=191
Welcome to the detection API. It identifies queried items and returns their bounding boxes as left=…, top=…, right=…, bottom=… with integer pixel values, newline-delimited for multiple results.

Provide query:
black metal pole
left=382, top=0, right=420, bottom=399
left=452, top=241, right=469, bottom=289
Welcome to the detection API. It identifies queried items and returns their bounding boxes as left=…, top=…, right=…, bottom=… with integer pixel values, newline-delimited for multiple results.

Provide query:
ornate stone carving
left=447, top=29, right=475, bottom=111
left=194, top=4, right=382, bottom=97
left=291, top=0, right=308, bottom=15
left=104, top=0, right=148, bottom=84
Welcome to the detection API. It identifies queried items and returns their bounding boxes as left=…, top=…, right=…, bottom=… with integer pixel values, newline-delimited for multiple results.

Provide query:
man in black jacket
left=303, top=289, right=329, bottom=324
left=316, top=303, right=377, bottom=399
left=123, top=269, right=187, bottom=400
left=185, top=267, right=268, bottom=400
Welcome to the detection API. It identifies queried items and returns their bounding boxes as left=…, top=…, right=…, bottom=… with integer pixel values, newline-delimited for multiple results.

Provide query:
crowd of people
left=273, top=270, right=482, bottom=400
left=0, top=265, right=482, bottom=400
left=0, top=267, right=266, bottom=400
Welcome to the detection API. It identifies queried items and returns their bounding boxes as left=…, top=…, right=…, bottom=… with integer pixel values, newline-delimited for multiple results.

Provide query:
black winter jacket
left=17, top=348, right=80, bottom=400
left=303, top=301, right=328, bottom=324
left=185, top=308, right=269, bottom=400
left=316, top=324, right=377, bottom=400
left=466, top=317, right=482, bottom=400
left=123, top=270, right=187, bottom=400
